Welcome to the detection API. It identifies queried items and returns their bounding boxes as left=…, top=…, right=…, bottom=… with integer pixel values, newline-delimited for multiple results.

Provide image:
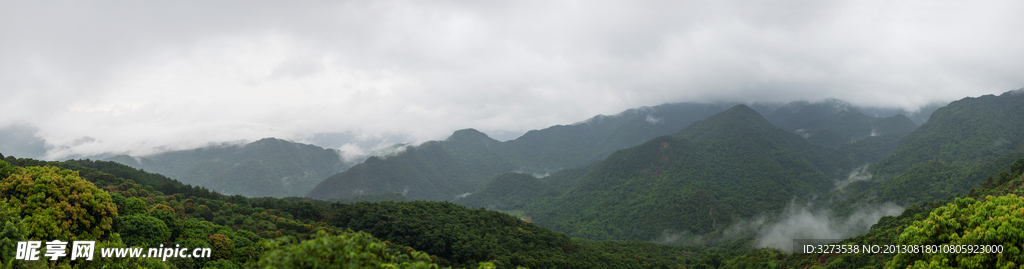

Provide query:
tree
left=257, top=230, right=444, bottom=269
left=111, top=193, right=148, bottom=216
left=119, top=214, right=171, bottom=247
left=208, top=234, right=234, bottom=261
left=1011, top=158, right=1024, bottom=176
left=887, top=194, right=1024, bottom=268
left=0, top=159, right=13, bottom=179
left=0, top=198, right=27, bottom=268
left=0, top=165, right=118, bottom=241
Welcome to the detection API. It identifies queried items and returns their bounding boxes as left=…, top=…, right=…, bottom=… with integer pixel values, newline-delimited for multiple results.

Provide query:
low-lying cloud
left=654, top=199, right=904, bottom=253
left=754, top=201, right=904, bottom=253
left=835, top=164, right=873, bottom=190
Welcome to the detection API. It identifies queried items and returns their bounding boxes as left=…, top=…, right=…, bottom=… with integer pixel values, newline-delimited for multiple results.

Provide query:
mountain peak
left=252, top=137, right=286, bottom=144
left=674, top=104, right=802, bottom=147
left=447, top=128, right=492, bottom=141
left=702, top=104, right=769, bottom=125
left=724, top=103, right=759, bottom=114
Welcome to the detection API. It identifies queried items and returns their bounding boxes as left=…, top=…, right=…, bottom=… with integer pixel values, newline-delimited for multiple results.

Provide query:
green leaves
left=888, top=194, right=1024, bottom=269
left=119, top=214, right=171, bottom=248
left=257, top=230, right=443, bottom=269
left=0, top=165, right=117, bottom=241
left=0, top=159, right=13, bottom=180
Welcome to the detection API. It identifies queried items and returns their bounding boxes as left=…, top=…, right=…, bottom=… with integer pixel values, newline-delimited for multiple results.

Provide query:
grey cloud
left=2, top=0, right=1023, bottom=159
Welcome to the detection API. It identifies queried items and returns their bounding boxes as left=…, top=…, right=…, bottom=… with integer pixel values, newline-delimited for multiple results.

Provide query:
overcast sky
left=2, top=0, right=1023, bottom=160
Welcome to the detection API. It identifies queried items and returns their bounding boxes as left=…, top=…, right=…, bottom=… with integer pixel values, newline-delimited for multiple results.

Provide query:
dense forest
left=452, top=103, right=923, bottom=243
left=528, top=105, right=835, bottom=240
left=3, top=90, right=1024, bottom=268
left=307, top=102, right=746, bottom=202
left=0, top=156, right=730, bottom=268
left=309, top=98, right=920, bottom=204
left=5, top=153, right=1023, bottom=268
left=723, top=157, right=1024, bottom=268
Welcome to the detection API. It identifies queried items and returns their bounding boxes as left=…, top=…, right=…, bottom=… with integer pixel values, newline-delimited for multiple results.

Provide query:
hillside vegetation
left=523, top=105, right=833, bottom=241
left=456, top=101, right=927, bottom=243
left=9, top=90, right=1024, bottom=268
left=831, top=90, right=1024, bottom=215
left=1, top=155, right=726, bottom=268
left=308, top=102, right=742, bottom=201
left=455, top=172, right=561, bottom=211
left=722, top=157, right=1024, bottom=268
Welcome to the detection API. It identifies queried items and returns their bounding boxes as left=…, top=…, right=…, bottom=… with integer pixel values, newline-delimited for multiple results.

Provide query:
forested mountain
left=454, top=172, right=561, bottom=210
left=6, top=150, right=1020, bottom=268
left=873, top=90, right=1024, bottom=176
left=760, top=99, right=921, bottom=179
left=765, top=99, right=918, bottom=150
left=5, top=91, right=1024, bottom=268
left=832, top=89, right=1024, bottom=211
left=724, top=157, right=1024, bottom=268
left=1, top=154, right=725, bottom=268
left=307, top=139, right=483, bottom=201
left=309, top=100, right=925, bottom=202
left=525, top=105, right=835, bottom=241
left=453, top=101, right=925, bottom=240
left=307, top=102, right=742, bottom=201
left=106, top=138, right=351, bottom=198
left=858, top=102, right=945, bottom=126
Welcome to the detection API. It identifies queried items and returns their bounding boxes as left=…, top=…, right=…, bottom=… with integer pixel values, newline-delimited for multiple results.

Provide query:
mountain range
left=829, top=89, right=1024, bottom=213
left=308, top=99, right=920, bottom=203
left=527, top=105, right=835, bottom=240
left=7, top=90, right=1024, bottom=268
left=106, top=138, right=352, bottom=197
left=462, top=89, right=1023, bottom=242
left=307, top=102, right=746, bottom=201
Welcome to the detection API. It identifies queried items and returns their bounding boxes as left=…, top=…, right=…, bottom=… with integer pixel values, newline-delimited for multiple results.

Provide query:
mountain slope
left=107, top=138, right=349, bottom=198
left=760, top=100, right=921, bottom=180
left=307, top=99, right=931, bottom=202
left=458, top=101, right=924, bottom=212
left=307, top=102, right=740, bottom=201
left=765, top=99, right=918, bottom=149
left=873, top=90, right=1024, bottom=176
left=454, top=172, right=561, bottom=210
left=306, top=140, right=479, bottom=201
left=507, top=102, right=742, bottom=171
left=529, top=105, right=834, bottom=241
left=832, top=89, right=1024, bottom=212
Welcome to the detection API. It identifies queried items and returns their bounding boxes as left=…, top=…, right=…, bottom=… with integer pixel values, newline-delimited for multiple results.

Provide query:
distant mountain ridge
left=447, top=90, right=1024, bottom=244
left=85, top=98, right=937, bottom=200
left=453, top=100, right=930, bottom=241
left=765, top=99, right=918, bottom=149
left=762, top=99, right=921, bottom=178
left=527, top=105, right=835, bottom=240
left=831, top=89, right=1024, bottom=210
left=107, top=138, right=351, bottom=198
left=873, top=90, right=1024, bottom=176
left=307, top=102, right=744, bottom=201
left=308, top=99, right=934, bottom=202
